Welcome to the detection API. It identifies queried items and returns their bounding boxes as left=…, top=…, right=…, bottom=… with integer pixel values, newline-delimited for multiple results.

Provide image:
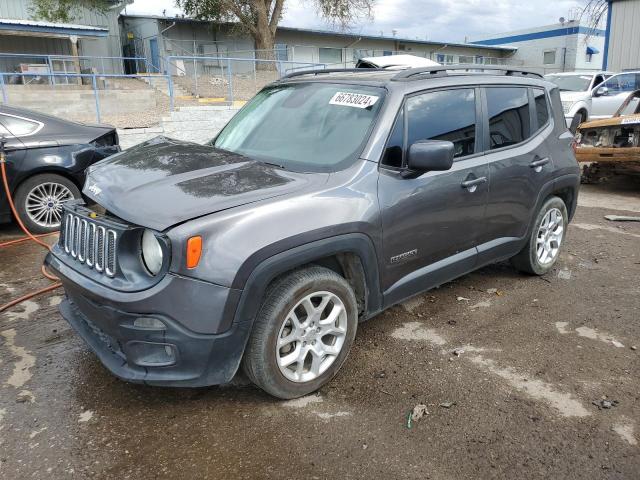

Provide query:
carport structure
left=0, top=18, right=109, bottom=81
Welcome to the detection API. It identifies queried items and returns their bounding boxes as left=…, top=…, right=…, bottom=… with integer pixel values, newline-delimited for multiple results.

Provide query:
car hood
left=559, top=91, right=590, bottom=103
left=83, top=137, right=326, bottom=230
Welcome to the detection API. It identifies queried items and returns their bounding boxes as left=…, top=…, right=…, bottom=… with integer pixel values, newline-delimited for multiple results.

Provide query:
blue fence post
left=168, top=73, right=175, bottom=111
left=227, top=58, right=233, bottom=106
left=0, top=74, right=7, bottom=104
left=91, top=73, right=101, bottom=124
left=47, top=55, right=55, bottom=86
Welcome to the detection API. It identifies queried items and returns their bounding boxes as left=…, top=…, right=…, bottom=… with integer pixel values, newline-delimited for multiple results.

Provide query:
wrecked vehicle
left=575, top=89, right=640, bottom=181
left=45, top=66, right=579, bottom=399
left=0, top=105, right=119, bottom=233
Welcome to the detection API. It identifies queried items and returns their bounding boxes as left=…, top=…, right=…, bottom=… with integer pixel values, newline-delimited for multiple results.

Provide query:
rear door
left=591, top=73, right=640, bottom=119
left=378, top=87, right=489, bottom=305
left=478, top=86, right=555, bottom=264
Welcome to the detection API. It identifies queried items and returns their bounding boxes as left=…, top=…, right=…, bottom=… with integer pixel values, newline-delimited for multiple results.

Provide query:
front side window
left=0, top=114, right=41, bottom=137
left=486, top=87, right=531, bottom=149
left=406, top=89, right=477, bottom=160
left=214, top=83, right=384, bottom=172
left=533, top=88, right=550, bottom=130
left=602, top=73, right=640, bottom=93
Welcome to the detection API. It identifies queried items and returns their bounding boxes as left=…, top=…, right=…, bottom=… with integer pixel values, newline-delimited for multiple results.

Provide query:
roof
left=0, top=18, right=109, bottom=37
left=120, top=14, right=517, bottom=52
left=358, top=54, right=441, bottom=69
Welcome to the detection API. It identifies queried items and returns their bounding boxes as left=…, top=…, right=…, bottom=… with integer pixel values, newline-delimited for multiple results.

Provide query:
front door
left=591, top=73, right=640, bottom=119
left=378, top=87, right=488, bottom=306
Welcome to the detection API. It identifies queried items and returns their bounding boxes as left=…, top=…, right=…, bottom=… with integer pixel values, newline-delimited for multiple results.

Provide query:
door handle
left=530, top=157, right=550, bottom=172
left=461, top=176, right=487, bottom=192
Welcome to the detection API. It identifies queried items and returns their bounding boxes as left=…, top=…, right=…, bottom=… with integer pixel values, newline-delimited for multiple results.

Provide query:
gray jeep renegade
left=45, top=65, right=579, bottom=399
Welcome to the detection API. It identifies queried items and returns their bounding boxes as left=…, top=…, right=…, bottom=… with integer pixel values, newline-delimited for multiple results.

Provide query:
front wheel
left=243, top=266, right=358, bottom=399
left=511, top=196, right=568, bottom=275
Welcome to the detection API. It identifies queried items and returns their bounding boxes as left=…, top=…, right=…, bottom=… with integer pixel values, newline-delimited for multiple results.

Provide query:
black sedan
left=0, top=105, right=120, bottom=233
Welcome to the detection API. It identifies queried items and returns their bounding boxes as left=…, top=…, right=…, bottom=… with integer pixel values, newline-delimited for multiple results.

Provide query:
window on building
left=486, top=87, right=531, bottom=149
left=533, top=88, right=550, bottom=130
left=543, top=50, right=556, bottom=65
left=319, top=47, right=342, bottom=65
left=382, top=110, right=404, bottom=168
left=0, top=114, right=41, bottom=137
left=406, top=88, right=477, bottom=160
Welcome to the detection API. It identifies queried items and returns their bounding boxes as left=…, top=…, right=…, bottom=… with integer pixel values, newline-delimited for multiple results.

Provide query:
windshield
left=214, top=82, right=385, bottom=172
left=545, top=74, right=593, bottom=92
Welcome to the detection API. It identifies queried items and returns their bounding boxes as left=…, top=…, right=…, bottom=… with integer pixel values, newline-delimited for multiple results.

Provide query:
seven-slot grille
left=61, top=212, right=118, bottom=277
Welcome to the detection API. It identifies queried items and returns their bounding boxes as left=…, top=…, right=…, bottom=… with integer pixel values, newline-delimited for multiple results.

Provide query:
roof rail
left=391, top=64, right=543, bottom=81
left=280, top=68, right=387, bottom=80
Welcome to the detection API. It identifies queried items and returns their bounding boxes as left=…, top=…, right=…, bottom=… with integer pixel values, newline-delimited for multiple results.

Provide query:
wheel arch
left=232, top=233, right=383, bottom=328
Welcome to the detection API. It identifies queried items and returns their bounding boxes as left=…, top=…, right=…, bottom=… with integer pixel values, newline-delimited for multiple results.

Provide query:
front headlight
left=561, top=101, right=574, bottom=114
left=141, top=229, right=163, bottom=275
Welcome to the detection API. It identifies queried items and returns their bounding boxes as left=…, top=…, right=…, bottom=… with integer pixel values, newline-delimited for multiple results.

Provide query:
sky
left=124, top=0, right=589, bottom=43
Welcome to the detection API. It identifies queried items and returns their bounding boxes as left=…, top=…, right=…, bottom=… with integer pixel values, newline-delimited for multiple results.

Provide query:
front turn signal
left=186, top=236, right=202, bottom=269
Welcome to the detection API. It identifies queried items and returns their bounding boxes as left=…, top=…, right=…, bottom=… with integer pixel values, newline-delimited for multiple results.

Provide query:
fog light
left=126, top=341, right=176, bottom=367
left=133, top=317, right=165, bottom=330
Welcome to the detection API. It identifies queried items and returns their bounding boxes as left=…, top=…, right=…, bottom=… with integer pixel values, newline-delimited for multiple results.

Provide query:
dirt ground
left=0, top=178, right=639, bottom=479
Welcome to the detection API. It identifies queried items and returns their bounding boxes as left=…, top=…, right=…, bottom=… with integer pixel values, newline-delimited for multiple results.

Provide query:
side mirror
left=407, top=140, right=455, bottom=172
left=594, top=86, right=609, bottom=97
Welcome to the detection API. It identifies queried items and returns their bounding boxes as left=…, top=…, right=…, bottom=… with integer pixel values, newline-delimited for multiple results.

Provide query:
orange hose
left=0, top=148, right=63, bottom=313
left=0, top=282, right=62, bottom=313
left=0, top=232, right=58, bottom=248
left=1, top=158, right=53, bottom=251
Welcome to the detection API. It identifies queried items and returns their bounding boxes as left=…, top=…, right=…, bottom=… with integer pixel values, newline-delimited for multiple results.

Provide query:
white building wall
left=607, top=0, right=640, bottom=71
left=471, top=21, right=606, bottom=74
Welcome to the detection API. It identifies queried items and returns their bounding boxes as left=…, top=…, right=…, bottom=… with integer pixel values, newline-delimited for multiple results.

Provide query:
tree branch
left=269, top=0, right=285, bottom=34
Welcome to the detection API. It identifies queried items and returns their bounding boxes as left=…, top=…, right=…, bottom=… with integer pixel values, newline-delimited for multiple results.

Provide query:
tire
left=511, top=196, right=568, bottom=275
left=13, top=173, right=81, bottom=234
left=243, top=266, right=358, bottom=399
left=569, top=111, right=586, bottom=133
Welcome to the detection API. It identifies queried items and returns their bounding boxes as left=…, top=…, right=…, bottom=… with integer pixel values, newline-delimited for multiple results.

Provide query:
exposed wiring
left=0, top=130, right=62, bottom=313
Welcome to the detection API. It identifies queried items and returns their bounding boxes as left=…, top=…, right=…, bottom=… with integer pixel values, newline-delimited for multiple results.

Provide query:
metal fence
left=164, top=55, right=326, bottom=109
left=0, top=53, right=160, bottom=80
left=0, top=71, right=174, bottom=126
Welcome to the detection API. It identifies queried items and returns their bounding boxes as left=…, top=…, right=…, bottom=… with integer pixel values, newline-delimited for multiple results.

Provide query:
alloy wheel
left=536, top=207, right=564, bottom=265
left=25, top=182, right=74, bottom=228
left=276, top=291, right=348, bottom=383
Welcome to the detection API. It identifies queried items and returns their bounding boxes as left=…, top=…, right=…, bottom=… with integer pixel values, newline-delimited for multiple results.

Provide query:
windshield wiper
left=260, top=160, right=287, bottom=170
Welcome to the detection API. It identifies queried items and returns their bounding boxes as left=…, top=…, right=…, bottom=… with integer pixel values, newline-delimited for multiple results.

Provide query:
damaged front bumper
left=45, top=252, right=250, bottom=387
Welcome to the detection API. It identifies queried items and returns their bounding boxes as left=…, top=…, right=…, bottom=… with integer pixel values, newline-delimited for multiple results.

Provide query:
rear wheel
left=243, top=266, right=358, bottom=399
left=511, top=196, right=568, bottom=275
left=13, top=173, right=81, bottom=234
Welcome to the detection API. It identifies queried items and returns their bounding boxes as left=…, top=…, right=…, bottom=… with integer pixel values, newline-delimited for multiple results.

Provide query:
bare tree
left=579, top=0, right=608, bottom=31
left=176, top=0, right=375, bottom=61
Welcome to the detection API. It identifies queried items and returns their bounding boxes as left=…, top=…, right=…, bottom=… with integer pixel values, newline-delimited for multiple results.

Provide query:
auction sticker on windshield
left=330, top=92, right=379, bottom=109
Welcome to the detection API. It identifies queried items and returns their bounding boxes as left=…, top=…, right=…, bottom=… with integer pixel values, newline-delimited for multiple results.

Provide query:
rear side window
left=486, top=87, right=531, bottom=149
left=406, top=88, right=477, bottom=159
left=533, top=88, right=550, bottom=130
left=0, top=114, right=41, bottom=137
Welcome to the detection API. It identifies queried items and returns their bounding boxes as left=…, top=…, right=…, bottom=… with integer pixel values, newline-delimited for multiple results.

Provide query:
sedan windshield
left=545, top=74, right=593, bottom=92
left=214, top=82, right=385, bottom=172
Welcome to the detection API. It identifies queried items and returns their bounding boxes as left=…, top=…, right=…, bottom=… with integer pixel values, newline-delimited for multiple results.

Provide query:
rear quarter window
left=533, top=88, right=550, bottom=130
left=0, top=113, right=42, bottom=137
